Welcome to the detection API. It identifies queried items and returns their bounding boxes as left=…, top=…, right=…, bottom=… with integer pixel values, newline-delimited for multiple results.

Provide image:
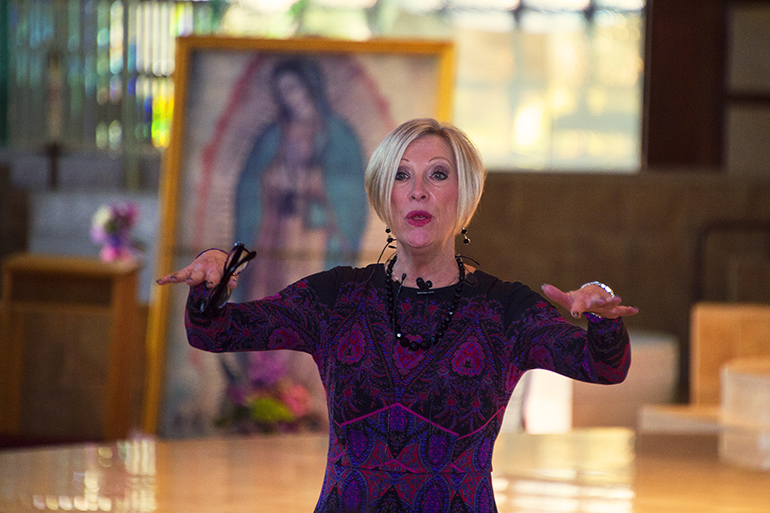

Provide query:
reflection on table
left=1, top=429, right=769, bottom=512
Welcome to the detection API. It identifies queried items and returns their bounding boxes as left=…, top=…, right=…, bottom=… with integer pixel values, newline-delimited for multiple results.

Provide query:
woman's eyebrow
left=399, top=156, right=451, bottom=163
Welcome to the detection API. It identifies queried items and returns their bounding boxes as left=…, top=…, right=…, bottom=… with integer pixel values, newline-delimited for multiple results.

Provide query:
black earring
left=461, top=227, right=470, bottom=245
left=377, top=228, right=396, bottom=265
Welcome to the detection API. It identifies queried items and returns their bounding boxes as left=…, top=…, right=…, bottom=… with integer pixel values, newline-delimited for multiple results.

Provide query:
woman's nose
left=410, top=181, right=427, bottom=200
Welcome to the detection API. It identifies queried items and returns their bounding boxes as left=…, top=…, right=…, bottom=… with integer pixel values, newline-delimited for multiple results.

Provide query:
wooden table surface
left=1, top=429, right=768, bottom=512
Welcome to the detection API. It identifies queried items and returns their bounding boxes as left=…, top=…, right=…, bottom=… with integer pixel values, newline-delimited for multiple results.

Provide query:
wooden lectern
left=0, top=254, right=142, bottom=441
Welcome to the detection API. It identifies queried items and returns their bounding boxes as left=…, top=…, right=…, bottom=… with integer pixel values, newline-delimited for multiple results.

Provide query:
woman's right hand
left=155, top=249, right=237, bottom=289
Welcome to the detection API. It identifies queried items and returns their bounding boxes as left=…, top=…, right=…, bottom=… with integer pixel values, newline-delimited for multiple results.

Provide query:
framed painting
left=143, top=36, right=454, bottom=436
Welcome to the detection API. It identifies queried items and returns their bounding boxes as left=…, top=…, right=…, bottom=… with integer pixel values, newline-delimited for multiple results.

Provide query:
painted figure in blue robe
left=234, top=57, right=367, bottom=303
left=225, top=57, right=368, bottom=427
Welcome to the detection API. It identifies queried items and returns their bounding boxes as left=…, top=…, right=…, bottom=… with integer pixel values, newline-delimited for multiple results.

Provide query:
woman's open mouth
left=406, top=210, right=432, bottom=227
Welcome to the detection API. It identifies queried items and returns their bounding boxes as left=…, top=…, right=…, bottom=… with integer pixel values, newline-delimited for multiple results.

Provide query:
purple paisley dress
left=185, top=264, right=630, bottom=513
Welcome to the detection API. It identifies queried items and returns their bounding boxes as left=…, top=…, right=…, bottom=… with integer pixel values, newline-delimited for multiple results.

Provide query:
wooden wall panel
left=644, top=0, right=725, bottom=168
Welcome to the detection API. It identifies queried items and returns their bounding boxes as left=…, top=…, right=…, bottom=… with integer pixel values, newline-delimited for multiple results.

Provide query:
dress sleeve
left=183, top=271, right=336, bottom=356
left=508, top=300, right=631, bottom=385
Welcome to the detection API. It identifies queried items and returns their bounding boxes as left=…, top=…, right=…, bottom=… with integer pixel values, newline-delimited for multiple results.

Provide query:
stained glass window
left=4, top=0, right=645, bottom=173
left=6, top=0, right=215, bottom=154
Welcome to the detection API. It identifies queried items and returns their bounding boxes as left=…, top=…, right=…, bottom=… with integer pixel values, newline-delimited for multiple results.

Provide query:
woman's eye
left=432, top=168, right=449, bottom=180
left=395, top=169, right=409, bottom=181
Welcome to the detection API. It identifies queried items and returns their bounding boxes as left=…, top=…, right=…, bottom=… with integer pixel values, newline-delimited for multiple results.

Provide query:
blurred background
left=0, top=0, right=769, bottom=445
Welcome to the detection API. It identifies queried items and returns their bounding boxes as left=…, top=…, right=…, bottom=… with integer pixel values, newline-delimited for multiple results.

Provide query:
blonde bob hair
left=365, top=118, right=486, bottom=235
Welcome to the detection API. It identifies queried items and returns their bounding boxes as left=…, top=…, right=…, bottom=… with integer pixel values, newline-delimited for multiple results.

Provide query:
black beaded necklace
left=385, top=254, right=466, bottom=351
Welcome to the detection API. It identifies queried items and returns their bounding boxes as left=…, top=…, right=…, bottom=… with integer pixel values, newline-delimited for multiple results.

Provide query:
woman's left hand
left=541, top=283, right=639, bottom=319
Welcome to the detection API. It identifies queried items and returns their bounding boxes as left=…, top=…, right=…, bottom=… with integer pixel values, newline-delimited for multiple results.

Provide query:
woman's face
left=389, top=135, right=459, bottom=253
left=275, top=71, right=315, bottom=120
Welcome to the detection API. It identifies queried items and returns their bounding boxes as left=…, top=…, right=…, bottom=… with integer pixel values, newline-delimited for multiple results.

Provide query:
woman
left=158, top=118, right=638, bottom=512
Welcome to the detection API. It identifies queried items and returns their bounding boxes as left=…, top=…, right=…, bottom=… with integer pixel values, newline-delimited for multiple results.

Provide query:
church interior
left=1, top=0, right=769, bottom=511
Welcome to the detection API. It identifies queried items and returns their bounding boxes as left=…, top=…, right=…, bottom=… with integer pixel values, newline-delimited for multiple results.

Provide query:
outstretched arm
left=508, top=281, right=636, bottom=384
left=512, top=300, right=631, bottom=385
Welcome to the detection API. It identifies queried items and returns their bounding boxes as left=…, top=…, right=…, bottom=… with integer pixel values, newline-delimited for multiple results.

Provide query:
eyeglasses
left=197, top=242, right=257, bottom=315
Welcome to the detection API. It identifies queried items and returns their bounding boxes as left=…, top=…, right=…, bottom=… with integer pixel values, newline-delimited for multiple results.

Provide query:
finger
left=157, top=267, right=191, bottom=285
left=156, top=255, right=218, bottom=286
left=587, top=295, right=620, bottom=310
left=591, top=304, right=639, bottom=319
left=185, top=266, right=208, bottom=286
left=541, top=284, right=572, bottom=311
left=156, top=274, right=172, bottom=285
left=614, top=305, right=639, bottom=317
left=569, top=294, right=589, bottom=318
left=202, top=267, right=224, bottom=289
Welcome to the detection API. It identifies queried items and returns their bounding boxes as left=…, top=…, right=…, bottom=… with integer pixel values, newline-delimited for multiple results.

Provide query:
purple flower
left=90, top=201, right=141, bottom=262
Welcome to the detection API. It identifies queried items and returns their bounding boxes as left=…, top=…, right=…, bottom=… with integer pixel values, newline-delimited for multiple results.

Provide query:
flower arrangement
left=90, top=202, right=142, bottom=262
left=217, top=352, right=321, bottom=434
